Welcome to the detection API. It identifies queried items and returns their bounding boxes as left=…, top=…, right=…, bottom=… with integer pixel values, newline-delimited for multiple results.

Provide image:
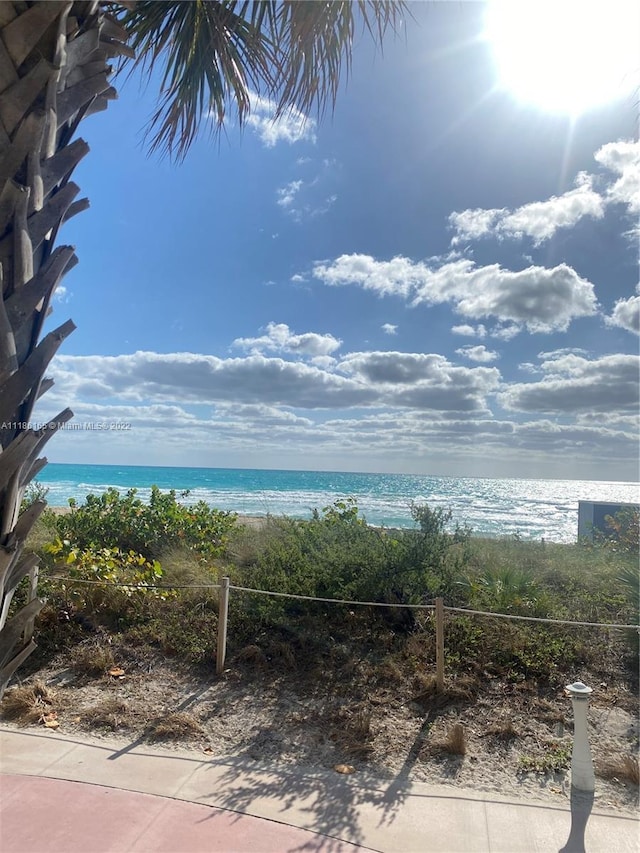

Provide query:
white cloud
left=499, top=353, right=639, bottom=414
left=410, top=260, right=598, bottom=333
left=576, top=411, right=639, bottom=430
left=490, top=323, right=520, bottom=341
left=449, top=208, right=503, bottom=243
left=53, top=285, right=70, bottom=303
left=594, top=139, right=640, bottom=213
left=451, top=324, right=486, bottom=338
left=290, top=274, right=306, bottom=283
left=448, top=141, right=640, bottom=248
left=276, top=175, right=337, bottom=222
left=287, top=194, right=337, bottom=222
left=456, top=345, right=499, bottom=363
left=35, top=347, right=638, bottom=480
left=276, top=180, right=303, bottom=208
left=246, top=94, right=316, bottom=147
left=321, top=194, right=338, bottom=211
left=313, top=254, right=420, bottom=298
left=449, top=172, right=605, bottom=245
left=213, top=403, right=313, bottom=428
left=537, top=347, right=589, bottom=360
left=45, top=347, right=501, bottom=417
left=232, top=322, right=341, bottom=357
left=452, top=324, right=476, bottom=337
left=338, top=351, right=500, bottom=412
left=499, top=173, right=604, bottom=243
left=47, top=351, right=370, bottom=409
left=313, top=254, right=598, bottom=333
left=310, top=355, right=338, bottom=370
left=606, top=293, right=640, bottom=335
left=340, top=351, right=453, bottom=384
left=381, top=323, right=397, bottom=335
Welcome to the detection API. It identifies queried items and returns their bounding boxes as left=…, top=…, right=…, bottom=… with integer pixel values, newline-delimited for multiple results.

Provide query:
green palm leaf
left=120, top=0, right=406, bottom=159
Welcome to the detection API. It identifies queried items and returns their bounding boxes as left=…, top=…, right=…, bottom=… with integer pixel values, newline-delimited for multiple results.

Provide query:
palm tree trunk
left=0, top=0, right=129, bottom=697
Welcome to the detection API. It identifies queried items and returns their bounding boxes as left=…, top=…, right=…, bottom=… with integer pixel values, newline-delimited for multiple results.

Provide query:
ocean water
left=33, top=463, right=639, bottom=544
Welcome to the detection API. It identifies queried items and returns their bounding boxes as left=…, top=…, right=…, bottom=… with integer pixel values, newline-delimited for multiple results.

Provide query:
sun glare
left=485, top=0, right=640, bottom=115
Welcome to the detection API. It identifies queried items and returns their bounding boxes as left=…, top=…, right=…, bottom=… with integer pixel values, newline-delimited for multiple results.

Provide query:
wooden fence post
left=216, top=576, right=230, bottom=676
left=435, top=597, right=444, bottom=692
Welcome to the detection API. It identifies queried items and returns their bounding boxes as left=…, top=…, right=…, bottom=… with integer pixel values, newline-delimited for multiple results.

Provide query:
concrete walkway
left=0, top=727, right=638, bottom=852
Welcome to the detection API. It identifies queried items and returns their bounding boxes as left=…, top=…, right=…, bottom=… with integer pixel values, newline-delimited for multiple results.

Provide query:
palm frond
left=120, top=1, right=274, bottom=159
left=270, top=1, right=406, bottom=121
left=118, top=0, right=407, bottom=160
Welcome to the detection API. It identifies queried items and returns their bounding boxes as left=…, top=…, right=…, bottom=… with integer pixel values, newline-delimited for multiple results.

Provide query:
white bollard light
left=565, top=681, right=595, bottom=792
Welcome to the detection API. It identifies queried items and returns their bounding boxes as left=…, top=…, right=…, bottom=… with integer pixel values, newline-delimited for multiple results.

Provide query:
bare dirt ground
left=2, top=638, right=638, bottom=816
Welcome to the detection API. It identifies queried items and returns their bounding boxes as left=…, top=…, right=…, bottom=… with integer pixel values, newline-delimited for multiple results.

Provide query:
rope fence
left=37, top=573, right=640, bottom=679
left=44, top=573, right=640, bottom=628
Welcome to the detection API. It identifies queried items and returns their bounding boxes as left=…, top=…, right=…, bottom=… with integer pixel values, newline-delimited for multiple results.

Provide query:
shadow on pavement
left=558, top=787, right=595, bottom=853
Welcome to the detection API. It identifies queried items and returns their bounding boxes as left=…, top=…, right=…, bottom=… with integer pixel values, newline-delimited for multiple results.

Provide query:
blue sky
left=36, top=2, right=639, bottom=481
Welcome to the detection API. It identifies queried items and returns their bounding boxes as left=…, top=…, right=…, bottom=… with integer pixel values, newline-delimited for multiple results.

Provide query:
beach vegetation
left=328, top=704, right=375, bottom=759
left=596, top=754, right=640, bottom=786
left=458, top=565, right=550, bottom=616
left=53, top=486, right=237, bottom=563
left=430, top=722, right=467, bottom=757
left=127, top=588, right=220, bottom=664
left=4, top=495, right=637, bottom=809
left=41, top=537, right=167, bottom=619
left=79, top=698, right=132, bottom=733
left=600, top=507, right=639, bottom=558
left=145, top=712, right=205, bottom=743
left=3, top=495, right=637, bottom=760
left=241, top=499, right=473, bottom=625
left=69, top=643, right=117, bottom=678
left=14, top=496, right=638, bottom=679
left=0, top=680, right=56, bottom=725
left=20, top=483, right=51, bottom=512
left=518, top=741, right=572, bottom=774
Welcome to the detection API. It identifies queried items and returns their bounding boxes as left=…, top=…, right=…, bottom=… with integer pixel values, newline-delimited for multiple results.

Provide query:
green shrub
left=40, top=537, right=169, bottom=627
left=20, top=491, right=637, bottom=686
left=459, top=565, right=550, bottom=616
left=236, top=500, right=473, bottom=632
left=54, top=486, right=237, bottom=562
left=400, top=503, right=473, bottom=603
left=126, top=591, right=219, bottom=664
left=20, top=481, right=50, bottom=511
left=518, top=741, right=571, bottom=774
left=601, top=507, right=639, bottom=558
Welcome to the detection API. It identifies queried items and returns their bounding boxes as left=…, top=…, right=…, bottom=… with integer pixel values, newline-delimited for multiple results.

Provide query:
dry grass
left=596, top=754, right=640, bottom=785
left=159, top=546, right=219, bottom=590
left=236, top=644, right=268, bottom=668
left=533, top=698, right=565, bottom=725
left=412, top=673, right=479, bottom=710
left=432, top=722, right=467, bottom=756
left=1, top=681, right=56, bottom=724
left=404, top=631, right=434, bottom=660
left=21, top=513, right=58, bottom=555
left=70, top=643, right=115, bottom=677
left=330, top=704, right=375, bottom=759
left=80, top=698, right=130, bottom=731
left=226, top=517, right=273, bottom=567
left=485, top=718, right=521, bottom=741
left=146, top=711, right=204, bottom=742
left=270, top=641, right=296, bottom=669
left=377, top=655, right=404, bottom=684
